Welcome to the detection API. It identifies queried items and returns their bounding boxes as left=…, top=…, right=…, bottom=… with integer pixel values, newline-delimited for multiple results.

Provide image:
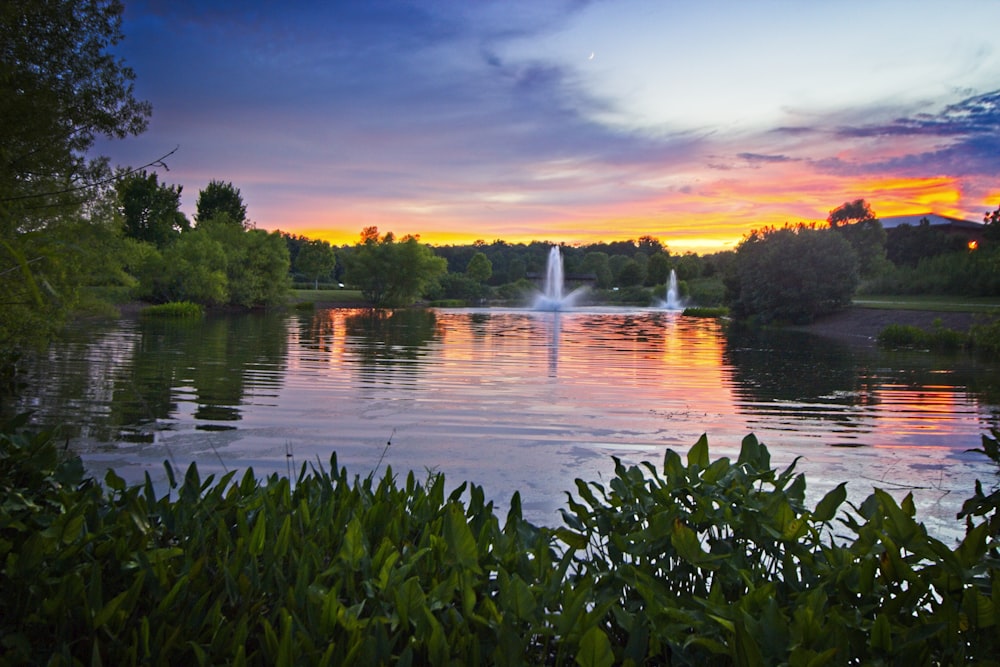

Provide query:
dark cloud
left=737, top=152, right=798, bottom=164
left=836, top=89, right=1000, bottom=139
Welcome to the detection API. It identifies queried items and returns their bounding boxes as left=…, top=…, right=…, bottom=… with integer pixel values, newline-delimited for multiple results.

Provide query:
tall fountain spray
left=533, top=246, right=581, bottom=311
left=663, top=269, right=683, bottom=310
left=543, top=246, right=564, bottom=303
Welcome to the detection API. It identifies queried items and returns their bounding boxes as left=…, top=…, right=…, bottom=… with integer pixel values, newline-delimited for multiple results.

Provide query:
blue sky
left=98, top=0, right=1000, bottom=252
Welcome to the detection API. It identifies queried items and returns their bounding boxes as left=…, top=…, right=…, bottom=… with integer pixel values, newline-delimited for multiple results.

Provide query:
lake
left=10, top=307, right=1000, bottom=542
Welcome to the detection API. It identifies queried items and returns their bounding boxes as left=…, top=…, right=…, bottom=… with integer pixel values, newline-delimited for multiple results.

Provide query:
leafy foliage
left=725, top=224, right=859, bottom=324
left=294, top=239, right=337, bottom=289
left=140, top=301, right=204, bottom=318
left=115, top=170, right=189, bottom=247
left=2, top=419, right=997, bottom=665
left=345, top=228, right=447, bottom=307
left=194, top=180, right=248, bottom=228
left=1, top=0, right=150, bottom=357
left=827, top=199, right=888, bottom=278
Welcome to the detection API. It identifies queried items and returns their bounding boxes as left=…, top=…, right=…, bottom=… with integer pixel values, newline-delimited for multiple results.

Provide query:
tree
left=345, top=228, right=447, bottom=307
left=465, top=252, right=493, bottom=284
left=725, top=224, right=859, bottom=324
left=199, top=219, right=289, bottom=307
left=135, top=229, right=228, bottom=305
left=1, top=0, right=150, bottom=356
left=295, top=239, right=337, bottom=289
left=617, top=259, right=645, bottom=287
left=195, top=180, right=248, bottom=228
left=115, top=170, right=189, bottom=247
left=581, top=252, right=613, bottom=288
left=827, top=199, right=887, bottom=278
left=646, top=252, right=671, bottom=286
left=985, top=204, right=1000, bottom=246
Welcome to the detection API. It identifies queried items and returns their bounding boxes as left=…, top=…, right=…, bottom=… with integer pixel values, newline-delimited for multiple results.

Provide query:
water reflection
left=12, top=312, right=288, bottom=441
left=7, top=307, right=998, bottom=541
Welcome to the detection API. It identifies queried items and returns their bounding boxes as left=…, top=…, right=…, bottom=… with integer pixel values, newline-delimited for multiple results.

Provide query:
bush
left=877, top=320, right=967, bottom=353
left=682, top=306, right=729, bottom=318
left=140, top=301, right=205, bottom=318
left=726, top=225, right=859, bottom=324
left=2, top=419, right=997, bottom=664
left=971, top=318, right=1000, bottom=359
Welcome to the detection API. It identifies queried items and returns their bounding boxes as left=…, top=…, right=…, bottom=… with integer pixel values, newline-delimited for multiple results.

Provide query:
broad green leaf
left=275, top=514, right=292, bottom=559
left=249, top=512, right=267, bottom=557
left=502, top=574, right=536, bottom=620
left=575, top=627, right=614, bottom=667
left=671, top=519, right=717, bottom=567
left=339, top=517, right=366, bottom=567
left=444, top=505, right=480, bottom=572
left=737, top=433, right=761, bottom=467
left=812, top=482, right=847, bottom=522
left=93, top=590, right=129, bottom=630
left=870, top=613, right=892, bottom=652
left=688, top=433, right=710, bottom=468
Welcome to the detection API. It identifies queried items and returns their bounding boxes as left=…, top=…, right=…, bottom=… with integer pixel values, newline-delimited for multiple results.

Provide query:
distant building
left=879, top=213, right=985, bottom=246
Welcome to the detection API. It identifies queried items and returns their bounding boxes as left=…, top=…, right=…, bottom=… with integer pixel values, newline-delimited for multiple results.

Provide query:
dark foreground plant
left=1, top=418, right=997, bottom=665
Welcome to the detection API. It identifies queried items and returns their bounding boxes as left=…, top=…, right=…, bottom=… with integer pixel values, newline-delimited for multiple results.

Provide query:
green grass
left=140, top=301, right=204, bottom=318
left=854, top=294, right=1000, bottom=313
left=290, top=288, right=366, bottom=305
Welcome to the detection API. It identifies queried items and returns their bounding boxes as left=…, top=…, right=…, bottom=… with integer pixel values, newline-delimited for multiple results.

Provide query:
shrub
left=682, top=306, right=729, bottom=318
left=139, top=301, right=205, bottom=318
left=1, top=420, right=997, bottom=664
left=725, top=224, right=859, bottom=324
left=971, top=318, right=1000, bottom=359
left=877, top=320, right=967, bottom=353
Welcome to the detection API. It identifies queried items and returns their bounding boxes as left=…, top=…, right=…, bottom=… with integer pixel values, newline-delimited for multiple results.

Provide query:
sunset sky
left=97, top=0, right=1000, bottom=254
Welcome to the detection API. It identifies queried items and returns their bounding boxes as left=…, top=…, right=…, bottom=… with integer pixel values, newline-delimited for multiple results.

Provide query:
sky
left=96, top=0, right=1000, bottom=254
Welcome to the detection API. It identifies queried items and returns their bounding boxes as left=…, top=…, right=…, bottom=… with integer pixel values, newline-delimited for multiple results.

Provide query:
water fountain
left=661, top=269, right=684, bottom=310
left=533, top=246, right=583, bottom=311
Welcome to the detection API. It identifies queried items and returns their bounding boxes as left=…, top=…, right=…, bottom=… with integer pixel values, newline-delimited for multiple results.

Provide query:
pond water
left=11, top=307, right=1000, bottom=542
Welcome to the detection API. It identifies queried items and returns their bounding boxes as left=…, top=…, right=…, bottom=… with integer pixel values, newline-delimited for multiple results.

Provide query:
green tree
left=346, top=228, right=447, bottom=307
left=646, top=251, right=670, bottom=286
left=295, top=239, right=337, bottom=289
left=985, top=203, right=1000, bottom=246
left=195, top=180, right=248, bottom=228
left=827, top=199, right=887, bottom=278
left=136, top=229, right=228, bottom=305
left=465, top=251, right=492, bottom=284
left=581, top=251, right=613, bottom=288
left=1, top=0, right=150, bottom=356
left=726, top=224, right=859, bottom=324
left=115, top=170, right=188, bottom=247
left=200, top=219, right=290, bottom=307
left=617, top=258, right=645, bottom=287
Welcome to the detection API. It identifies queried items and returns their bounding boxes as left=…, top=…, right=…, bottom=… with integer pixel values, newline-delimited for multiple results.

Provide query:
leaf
left=105, top=469, right=127, bottom=492
left=502, top=574, right=536, bottom=620
left=575, top=627, right=615, bottom=667
left=671, top=518, right=717, bottom=567
left=870, top=613, right=892, bottom=652
left=812, top=482, right=847, bottom=522
left=444, top=505, right=480, bottom=572
left=688, top=434, right=710, bottom=468
left=248, top=512, right=267, bottom=557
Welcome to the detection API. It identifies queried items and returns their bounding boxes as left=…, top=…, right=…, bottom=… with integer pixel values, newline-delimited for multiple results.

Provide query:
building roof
left=880, top=213, right=983, bottom=230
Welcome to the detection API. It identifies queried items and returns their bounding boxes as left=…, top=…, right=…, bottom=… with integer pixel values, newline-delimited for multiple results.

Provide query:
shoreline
left=794, top=307, right=987, bottom=345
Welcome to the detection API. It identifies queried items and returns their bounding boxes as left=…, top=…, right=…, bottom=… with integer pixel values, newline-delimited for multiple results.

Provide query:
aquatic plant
left=140, top=301, right=205, bottom=318
left=1, top=417, right=996, bottom=664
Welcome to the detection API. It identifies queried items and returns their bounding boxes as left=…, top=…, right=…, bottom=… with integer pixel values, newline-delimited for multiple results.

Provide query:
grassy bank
left=289, top=288, right=366, bottom=306
left=854, top=294, right=1000, bottom=313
